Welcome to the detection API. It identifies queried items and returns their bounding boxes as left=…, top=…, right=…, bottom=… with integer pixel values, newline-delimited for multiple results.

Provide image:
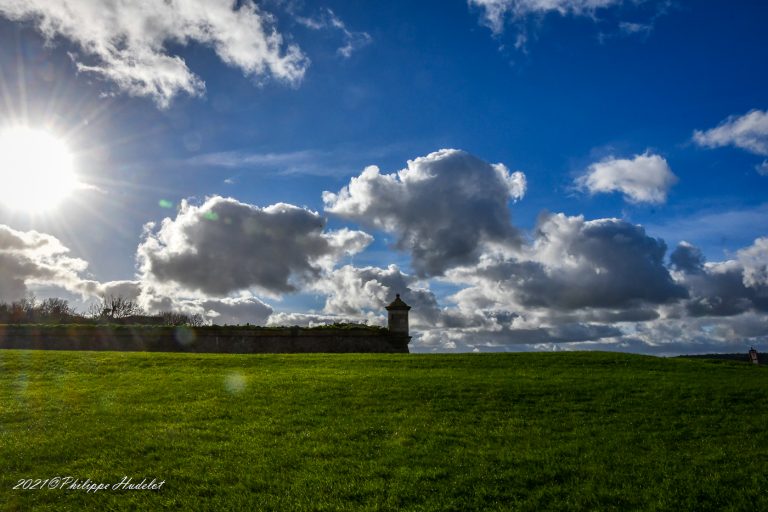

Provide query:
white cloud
left=316, top=264, right=443, bottom=327
left=0, top=0, right=308, bottom=107
left=469, top=0, right=621, bottom=34
left=296, top=8, right=372, bottom=58
left=529, top=313, right=767, bottom=356
left=324, top=149, right=526, bottom=276
left=0, top=225, right=91, bottom=301
left=82, top=280, right=143, bottom=302
left=137, top=196, right=372, bottom=297
left=144, top=293, right=273, bottom=325
left=619, top=21, right=653, bottom=35
left=738, top=237, right=768, bottom=289
left=188, top=149, right=320, bottom=169
left=576, top=152, right=678, bottom=204
left=414, top=324, right=623, bottom=353
left=77, top=277, right=274, bottom=325
left=185, top=145, right=406, bottom=177
left=693, top=109, right=768, bottom=156
left=186, top=149, right=345, bottom=176
left=265, top=311, right=384, bottom=328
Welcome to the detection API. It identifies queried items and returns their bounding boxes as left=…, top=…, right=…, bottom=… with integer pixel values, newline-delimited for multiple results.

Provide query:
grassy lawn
left=0, top=350, right=766, bottom=511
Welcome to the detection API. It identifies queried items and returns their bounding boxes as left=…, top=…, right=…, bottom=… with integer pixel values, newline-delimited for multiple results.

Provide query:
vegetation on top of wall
left=0, top=296, right=205, bottom=326
left=0, top=297, right=387, bottom=331
left=300, top=322, right=388, bottom=332
left=0, top=324, right=392, bottom=336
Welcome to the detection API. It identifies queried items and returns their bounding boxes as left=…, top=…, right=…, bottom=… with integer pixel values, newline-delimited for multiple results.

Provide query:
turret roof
left=385, top=294, right=411, bottom=311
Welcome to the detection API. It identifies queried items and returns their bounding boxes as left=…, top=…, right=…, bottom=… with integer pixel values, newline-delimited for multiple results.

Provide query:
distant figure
left=385, top=294, right=411, bottom=336
left=749, top=347, right=759, bottom=365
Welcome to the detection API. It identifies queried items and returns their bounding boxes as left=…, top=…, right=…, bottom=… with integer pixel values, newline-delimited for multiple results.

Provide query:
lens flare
left=224, top=371, right=247, bottom=395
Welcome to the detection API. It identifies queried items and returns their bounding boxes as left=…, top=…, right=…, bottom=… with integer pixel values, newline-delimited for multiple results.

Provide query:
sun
left=0, top=126, right=78, bottom=212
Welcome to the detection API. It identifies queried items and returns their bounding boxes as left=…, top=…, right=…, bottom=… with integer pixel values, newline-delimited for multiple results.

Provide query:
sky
left=0, top=0, right=766, bottom=354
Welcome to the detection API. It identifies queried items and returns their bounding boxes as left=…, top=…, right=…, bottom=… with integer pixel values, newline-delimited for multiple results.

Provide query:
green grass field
left=1, top=350, right=766, bottom=511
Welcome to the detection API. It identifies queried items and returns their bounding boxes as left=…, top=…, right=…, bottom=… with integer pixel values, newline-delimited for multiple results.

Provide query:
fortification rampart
left=0, top=295, right=413, bottom=354
left=0, top=325, right=410, bottom=353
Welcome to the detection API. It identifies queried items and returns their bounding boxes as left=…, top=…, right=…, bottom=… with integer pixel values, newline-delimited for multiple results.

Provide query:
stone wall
left=0, top=325, right=411, bottom=354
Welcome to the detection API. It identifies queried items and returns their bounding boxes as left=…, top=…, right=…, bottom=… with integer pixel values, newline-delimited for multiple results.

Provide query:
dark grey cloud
left=671, top=240, right=768, bottom=317
left=620, top=311, right=768, bottom=354
left=0, top=254, right=42, bottom=301
left=683, top=269, right=760, bottom=316
left=138, top=196, right=372, bottom=296
left=495, top=320, right=622, bottom=345
left=323, top=149, right=526, bottom=277
left=415, top=233, right=768, bottom=352
left=669, top=241, right=705, bottom=274
left=449, top=213, right=686, bottom=312
left=548, top=308, right=660, bottom=324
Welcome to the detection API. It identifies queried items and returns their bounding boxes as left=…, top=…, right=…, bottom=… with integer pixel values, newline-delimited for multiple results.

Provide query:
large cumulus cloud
left=138, top=196, right=372, bottom=297
left=323, top=149, right=526, bottom=277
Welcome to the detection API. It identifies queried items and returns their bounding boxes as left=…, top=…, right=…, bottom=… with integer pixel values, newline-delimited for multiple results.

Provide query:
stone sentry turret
left=386, top=293, right=411, bottom=339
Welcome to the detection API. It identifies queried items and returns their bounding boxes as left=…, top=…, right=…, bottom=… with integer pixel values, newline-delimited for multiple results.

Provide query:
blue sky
left=0, top=0, right=766, bottom=353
